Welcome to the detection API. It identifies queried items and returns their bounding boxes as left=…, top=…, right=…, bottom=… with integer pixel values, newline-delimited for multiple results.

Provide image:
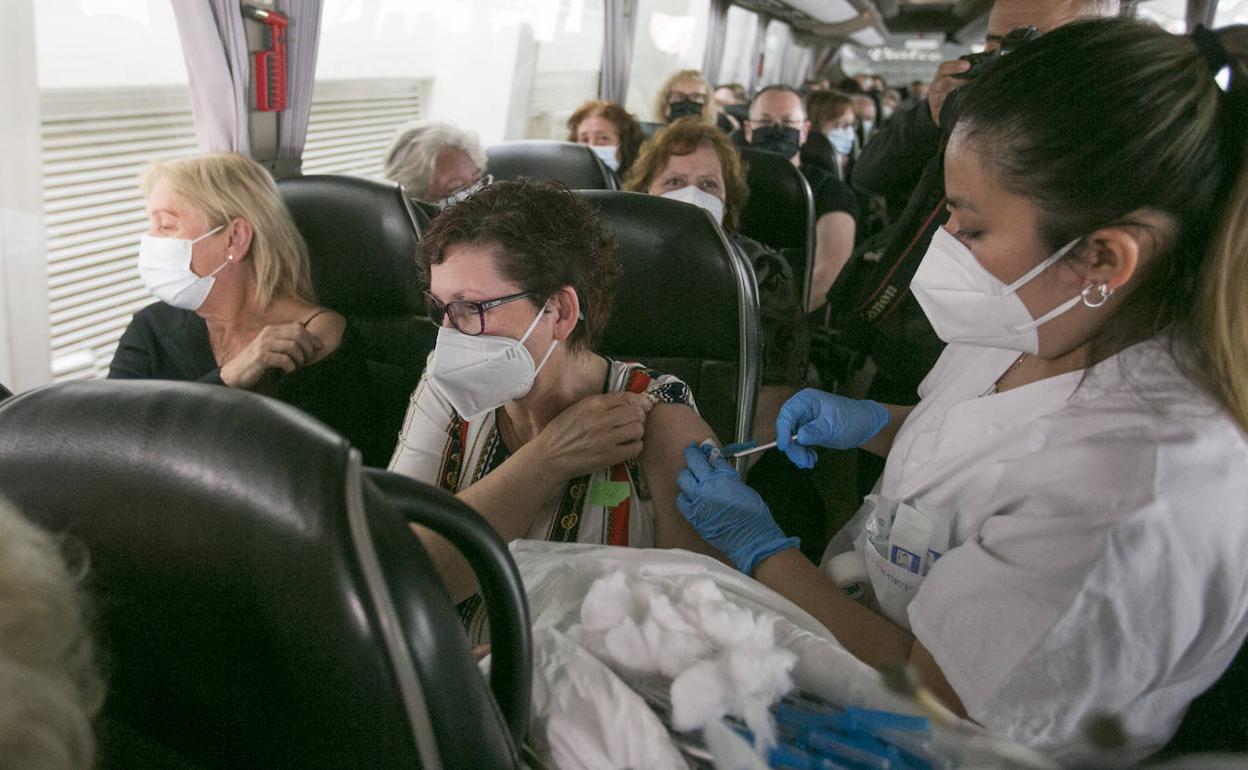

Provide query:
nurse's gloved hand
left=776, top=389, right=891, bottom=469
left=677, top=444, right=800, bottom=575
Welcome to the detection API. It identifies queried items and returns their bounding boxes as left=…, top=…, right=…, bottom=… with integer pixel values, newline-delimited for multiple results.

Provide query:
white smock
left=822, top=337, right=1248, bottom=765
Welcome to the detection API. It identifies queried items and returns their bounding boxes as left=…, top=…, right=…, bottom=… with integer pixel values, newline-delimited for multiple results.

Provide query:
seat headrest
left=578, top=190, right=748, bottom=363
left=0, top=380, right=516, bottom=768
left=737, top=146, right=815, bottom=254
left=486, top=141, right=616, bottom=190
left=278, top=175, right=425, bottom=316
left=639, top=121, right=665, bottom=138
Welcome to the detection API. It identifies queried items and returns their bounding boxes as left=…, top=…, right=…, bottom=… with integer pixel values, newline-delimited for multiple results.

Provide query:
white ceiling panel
left=851, top=26, right=886, bottom=46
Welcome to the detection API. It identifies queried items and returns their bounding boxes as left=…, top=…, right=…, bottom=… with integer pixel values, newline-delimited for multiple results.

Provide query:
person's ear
left=1077, top=226, right=1142, bottom=293
left=744, top=122, right=753, bottom=143
left=799, top=119, right=811, bottom=145
left=225, top=217, right=254, bottom=263
left=549, top=286, right=581, bottom=342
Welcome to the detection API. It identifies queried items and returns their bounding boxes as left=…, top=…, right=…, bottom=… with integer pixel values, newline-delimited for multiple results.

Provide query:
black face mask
left=749, top=125, right=801, bottom=159
left=667, top=98, right=703, bottom=122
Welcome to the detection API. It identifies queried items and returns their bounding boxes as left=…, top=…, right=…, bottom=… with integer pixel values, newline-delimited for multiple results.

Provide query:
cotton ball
left=657, top=630, right=713, bottom=679
left=679, top=578, right=725, bottom=607
left=671, top=659, right=730, bottom=731
left=604, top=617, right=657, bottom=673
left=648, top=593, right=698, bottom=635
left=628, top=579, right=663, bottom=620
left=698, top=600, right=754, bottom=647
left=580, top=572, right=630, bottom=632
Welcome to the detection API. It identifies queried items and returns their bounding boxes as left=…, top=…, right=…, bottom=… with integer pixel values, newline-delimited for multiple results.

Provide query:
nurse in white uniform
left=676, top=19, right=1248, bottom=764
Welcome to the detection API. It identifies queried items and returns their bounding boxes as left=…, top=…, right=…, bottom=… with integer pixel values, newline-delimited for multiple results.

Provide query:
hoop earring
left=1081, top=283, right=1113, bottom=309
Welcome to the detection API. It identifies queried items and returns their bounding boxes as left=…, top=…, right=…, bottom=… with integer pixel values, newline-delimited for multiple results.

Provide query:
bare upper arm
left=638, top=403, right=725, bottom=556
left=305, top=309, right=347, bottom=363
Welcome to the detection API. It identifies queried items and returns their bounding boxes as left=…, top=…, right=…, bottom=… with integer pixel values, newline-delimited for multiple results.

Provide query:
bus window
left=624, top=0, right=711, bottom=122
left=35, top=0, right=193, bottom=382
left=1134, top=0, right=1187, bottom=33
left=311, top=0, right=604, bottom=168
left=527, top=0, right=606, bottom=139
left=717, top=4, right=761, bottom=90
left=1216, top=0, right=1248, bottom=25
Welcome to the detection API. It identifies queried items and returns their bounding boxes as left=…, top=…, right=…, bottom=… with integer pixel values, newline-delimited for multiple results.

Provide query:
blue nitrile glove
left=776, top=389, right=891, bottom=469
left=676, top=443, right=800, bottom=574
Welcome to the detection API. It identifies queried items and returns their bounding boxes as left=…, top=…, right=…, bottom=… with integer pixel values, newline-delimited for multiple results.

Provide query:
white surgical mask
left=138, top=225, right=230, bottom=311
left=427, top=303, right=558, bottom=420
left=660, top=185, right=725, bottom=226
left=861, top=119, right=875, bottom=136
left=824, top=126, right=856, bottom=156
left=589, top=144, right=621, bottom=172
left=436, top=174, right=491, bottom=210
left=911, top=226, right=1083, bottom=354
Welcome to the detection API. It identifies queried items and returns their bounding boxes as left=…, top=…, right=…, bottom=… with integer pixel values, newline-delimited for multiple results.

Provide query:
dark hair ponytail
left=954, top=18, right=1248, bottom=433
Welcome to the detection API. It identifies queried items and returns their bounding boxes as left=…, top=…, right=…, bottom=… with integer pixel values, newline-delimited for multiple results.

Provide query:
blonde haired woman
left=0, top=499, right=102, bottom=770
left=110, top=153, right=395, bottom=465
left=652, top=69, right=717, bottom=126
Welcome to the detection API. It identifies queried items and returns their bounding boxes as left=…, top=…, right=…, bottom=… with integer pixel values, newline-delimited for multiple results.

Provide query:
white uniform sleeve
left=907, top=423, right=1248, bottom=761
left=388, top=369, right=457, bottom=485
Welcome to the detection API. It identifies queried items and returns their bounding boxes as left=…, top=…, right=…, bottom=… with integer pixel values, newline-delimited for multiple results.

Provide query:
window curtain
left=747, top=14, right=768, bottom=94
left=274, top=0, right=322, bottom=175
left=701, top=0, right=730, bottom=84
left=600, top=0, right=638, bottom=104
left=170, top=0, right=250, bottom=153
left=781, top=42, right=812, bottom=87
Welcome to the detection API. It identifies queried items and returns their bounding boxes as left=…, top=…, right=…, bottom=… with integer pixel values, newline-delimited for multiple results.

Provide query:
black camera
left=953, top=25, right=1041, bottom=80
left=938, top=25, right=1041, bottom=128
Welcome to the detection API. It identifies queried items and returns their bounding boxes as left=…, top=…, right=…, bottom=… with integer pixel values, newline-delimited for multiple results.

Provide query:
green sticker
left=588, top=480, right=631, bottom=508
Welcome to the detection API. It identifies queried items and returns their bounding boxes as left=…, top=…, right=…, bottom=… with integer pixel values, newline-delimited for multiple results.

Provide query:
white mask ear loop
left=515, top=300, right=561, bottom=377
left=1004, top=238, right=1088, bottom=334
left=1002, top=237, right=1082, bottom=294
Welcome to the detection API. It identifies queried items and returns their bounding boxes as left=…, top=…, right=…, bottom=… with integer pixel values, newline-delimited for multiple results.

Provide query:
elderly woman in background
left=0, top=499, right=102, bottom=770
left=109, top=153, right=396, bottom=466
left=566, top=99, right=643, bottom=177
left=653, top=69, right=718, bottom=127
left=389, top=179, right=722, bottom=640
left=382, top=119, right=489, bottom=211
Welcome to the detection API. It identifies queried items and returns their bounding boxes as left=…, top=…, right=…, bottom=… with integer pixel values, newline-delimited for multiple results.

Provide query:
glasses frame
left=747, top=118, right=805, bottom=130
left=425, top=290, right=535, bottom=336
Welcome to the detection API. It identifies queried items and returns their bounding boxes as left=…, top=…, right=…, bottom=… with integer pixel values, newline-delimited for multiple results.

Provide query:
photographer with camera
left=833, top=0, right=1119, bottom=494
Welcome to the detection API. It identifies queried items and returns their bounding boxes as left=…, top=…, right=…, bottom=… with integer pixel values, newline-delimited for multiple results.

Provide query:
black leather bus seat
left=486, top=140, right=617, bottom=191
left=737, top=146, right=816, bottom=309
left=277, top=174, right=436, bottom=448
left=577, top=190, right=761, bottom=451
left=0, top=380, right=525, bottom=770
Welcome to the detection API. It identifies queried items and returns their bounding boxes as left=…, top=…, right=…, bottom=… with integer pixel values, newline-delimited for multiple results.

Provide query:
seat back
left=639, top=121, right=665, bottom=138
left=0, top=380, right=521, bottom=770
left=737, top=146, right=816, bottom=307
left=486, top=141, right=617, bottom=190
left=578, top=190, right=761, bottom=448
left=278, top=174, right=437, bottom=448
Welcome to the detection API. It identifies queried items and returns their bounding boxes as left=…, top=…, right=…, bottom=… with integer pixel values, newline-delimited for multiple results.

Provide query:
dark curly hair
left=418, top=179, right=620, bottom=351
left=566, top=100, right=644, bottom=176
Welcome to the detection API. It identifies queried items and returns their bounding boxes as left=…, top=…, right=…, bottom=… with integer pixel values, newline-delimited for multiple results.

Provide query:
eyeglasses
left=425, top=290, right=534, bottom=336
left=748, top=119, right=804, bottom=130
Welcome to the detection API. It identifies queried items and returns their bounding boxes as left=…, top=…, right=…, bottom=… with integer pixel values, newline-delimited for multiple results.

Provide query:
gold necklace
left=981, top=353, right=1028, bottom=397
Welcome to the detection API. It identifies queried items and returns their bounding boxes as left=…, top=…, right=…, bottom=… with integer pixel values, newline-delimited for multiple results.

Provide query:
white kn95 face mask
left=427, top=303, right=559, bottom=421
left=911, top=226, right=1084, bottom=354
left=661, top=185, right=725, bottom=226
